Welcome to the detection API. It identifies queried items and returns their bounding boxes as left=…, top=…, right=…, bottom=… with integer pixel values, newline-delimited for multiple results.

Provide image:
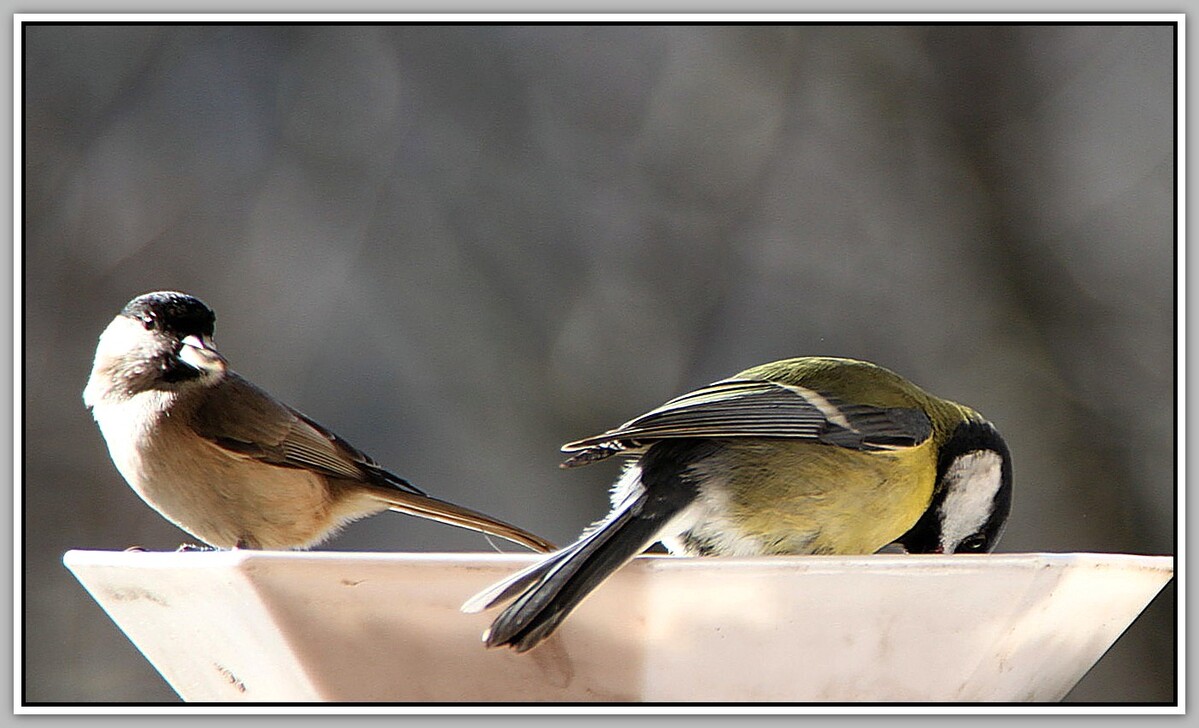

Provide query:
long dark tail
left=462, top=455, right=700, bottom=652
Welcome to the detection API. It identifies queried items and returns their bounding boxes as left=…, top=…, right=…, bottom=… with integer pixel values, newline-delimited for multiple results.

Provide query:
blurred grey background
left=22, top=23, right=1175, bottom=703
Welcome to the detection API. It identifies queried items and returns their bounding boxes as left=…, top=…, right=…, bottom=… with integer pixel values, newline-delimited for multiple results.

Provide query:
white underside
left=607, top=461, right=766, bottom=557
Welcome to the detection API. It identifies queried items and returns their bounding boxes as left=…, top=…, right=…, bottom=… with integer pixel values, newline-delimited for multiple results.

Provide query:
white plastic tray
left=62, top=550, right=1172, bottom=703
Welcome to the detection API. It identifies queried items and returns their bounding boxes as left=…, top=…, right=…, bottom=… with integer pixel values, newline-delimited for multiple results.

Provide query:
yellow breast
left=692, top=438, right=938, bottom=555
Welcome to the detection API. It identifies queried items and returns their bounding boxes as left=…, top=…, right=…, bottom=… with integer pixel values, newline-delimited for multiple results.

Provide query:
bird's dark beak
left=178, top=335, right=227, bottom=374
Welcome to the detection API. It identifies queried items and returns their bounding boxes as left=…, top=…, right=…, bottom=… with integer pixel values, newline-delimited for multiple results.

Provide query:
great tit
left=83, top=291, right=556, bottom=553
left=463, top=356, right=1012, bottom=651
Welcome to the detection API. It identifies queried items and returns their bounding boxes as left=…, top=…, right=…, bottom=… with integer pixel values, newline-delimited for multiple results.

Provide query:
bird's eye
left=140, top=315, right=157, bottom=331
left=958, top=534, right=988, bottom=552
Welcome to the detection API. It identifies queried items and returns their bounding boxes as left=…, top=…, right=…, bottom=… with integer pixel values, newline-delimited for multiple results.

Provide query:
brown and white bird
left=83, top=290, right=555, bottom=553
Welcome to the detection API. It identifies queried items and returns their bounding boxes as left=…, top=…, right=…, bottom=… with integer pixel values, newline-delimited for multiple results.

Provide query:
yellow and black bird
left=464, top=356, right=1012, bottom=651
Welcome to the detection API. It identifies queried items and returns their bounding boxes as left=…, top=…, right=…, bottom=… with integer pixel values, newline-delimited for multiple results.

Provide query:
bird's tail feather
left=362, top=486, right=556, bottom=553
left=461, top=550, right=567, bottom=615
left=465, top=476, right=696, bottom=652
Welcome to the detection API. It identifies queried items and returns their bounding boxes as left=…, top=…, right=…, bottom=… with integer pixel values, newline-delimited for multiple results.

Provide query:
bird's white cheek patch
left=937, top=450, right=1004, bottom=552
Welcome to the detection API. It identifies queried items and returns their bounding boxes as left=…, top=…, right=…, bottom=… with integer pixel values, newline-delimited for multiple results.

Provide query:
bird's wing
left=560, top=378, right=932, bottom=466
left=188, top=372, right=424, bottom=494
left=188, top=373, right=556, bottom=553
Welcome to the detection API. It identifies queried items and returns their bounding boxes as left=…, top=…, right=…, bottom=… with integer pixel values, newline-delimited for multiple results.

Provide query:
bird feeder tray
left=62, top=550, right=1172, bottom=703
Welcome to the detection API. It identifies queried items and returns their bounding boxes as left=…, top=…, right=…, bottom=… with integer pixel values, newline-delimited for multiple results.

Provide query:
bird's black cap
left=121, top=291, right=216, bottom=339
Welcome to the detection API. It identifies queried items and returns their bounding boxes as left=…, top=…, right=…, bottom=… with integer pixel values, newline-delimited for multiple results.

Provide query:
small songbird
left=83, top=291, right=555, bottom=553
left=464, top=356, right=1012, bottom=651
